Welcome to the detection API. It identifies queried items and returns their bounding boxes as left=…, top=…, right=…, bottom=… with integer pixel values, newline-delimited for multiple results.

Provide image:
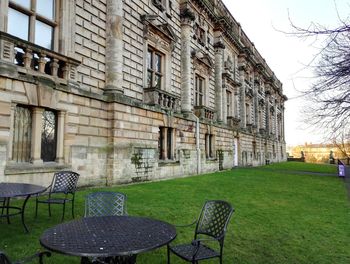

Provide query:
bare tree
left=286, top=10, right=350, bottom=140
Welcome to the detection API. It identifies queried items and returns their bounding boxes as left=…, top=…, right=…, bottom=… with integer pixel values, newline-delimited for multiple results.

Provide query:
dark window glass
left=41, top=110, right=57, bottom=162
left=11, top=0, right=30, bottom=8
left=195, top=75, right=204, bottom=106
left=146, top=48, right=163, bottom=89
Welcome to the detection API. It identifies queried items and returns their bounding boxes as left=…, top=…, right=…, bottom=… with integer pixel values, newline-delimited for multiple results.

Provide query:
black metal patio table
left=0, top=182, right=46, bottom=232
left=40, top=215, right=177, bottom=263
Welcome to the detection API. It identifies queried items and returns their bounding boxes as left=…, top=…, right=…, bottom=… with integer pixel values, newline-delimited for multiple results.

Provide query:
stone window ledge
left=4, top=162, right=70, bottom=175
left=206, top=158, right=218, bottom=162
left=158, top=160, right=180, bottom=167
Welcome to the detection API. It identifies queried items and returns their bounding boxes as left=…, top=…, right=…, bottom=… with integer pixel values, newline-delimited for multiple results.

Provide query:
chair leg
left=72, top=197, right=75, bottom=219
left=167, top=245, right=170, bottom=264
left=35, top=199, right=38, bottom=218
left=61, top=202, right=66, bottom=222
left=48, top=203, right=52, bottom=217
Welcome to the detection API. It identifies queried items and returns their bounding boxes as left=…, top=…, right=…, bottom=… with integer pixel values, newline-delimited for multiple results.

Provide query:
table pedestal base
left=81, top=255, right=137, bottom=264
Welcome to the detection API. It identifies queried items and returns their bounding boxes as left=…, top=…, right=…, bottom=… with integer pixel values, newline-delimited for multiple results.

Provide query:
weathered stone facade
left=0, top=0, right=287, bottom=187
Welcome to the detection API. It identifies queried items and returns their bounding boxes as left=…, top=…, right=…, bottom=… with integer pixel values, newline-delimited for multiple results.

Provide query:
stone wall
left=0, top=0, right=287, bottom=187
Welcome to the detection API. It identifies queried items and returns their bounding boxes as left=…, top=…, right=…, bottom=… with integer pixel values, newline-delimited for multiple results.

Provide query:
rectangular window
left=41, top=109, right=57, bottom=162
left=195, top=75, right=204, bottom=106
left=159, top=127, right=174, bottom=160
left=147, top=48, right=163, bottom=89
left=226, top=90, right=232, bottom=117
left=246, top=103, right=250, bottom=124
left=7, top=0, right=57, bottom=50
left=12, top=106, right=58, bottom=163
left=252, top=141, right=257, bottom=159
left=205, top=134, right=214, bottom=159
left=12, top=106, right=32, bottom=162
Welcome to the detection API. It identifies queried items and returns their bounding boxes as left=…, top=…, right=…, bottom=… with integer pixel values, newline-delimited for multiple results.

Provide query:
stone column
left=265, top=91, right=271, bottom=134
left=274, top=102, right=278, bottom=139
left=239, top=69, right=246, bottom=128
left=0, top=0, right=8, bottom=32
left=31, top=107, right=44, bottom=164
left=180, top=9, right=195, bottom=113
left=214, top=41, right=225, bottom=123
left=105, top=0, right=124, bottom=94
left=222, top=85, right=227, bottom=123
left=55, top=111, right=65, bottom=164
left=281, top=105, right=285, bottom=141
left=160, top=127, right=168, bottom=160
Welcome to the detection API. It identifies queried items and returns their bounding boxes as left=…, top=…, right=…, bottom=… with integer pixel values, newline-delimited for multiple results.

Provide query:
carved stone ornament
left=192, top=50, right=213, bottom=74
left=152, top=0, right=166, bottom=11
left=180, top=7, right=195, bottom=22
left=141, top=15, right=178, bottom=52
left=224, top=56, right=234, bottom=73
left=259, top=98, right=265, bottom=106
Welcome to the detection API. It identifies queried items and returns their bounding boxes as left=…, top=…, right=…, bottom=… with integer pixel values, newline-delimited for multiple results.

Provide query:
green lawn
left=1, top=162, right=349, bottom=263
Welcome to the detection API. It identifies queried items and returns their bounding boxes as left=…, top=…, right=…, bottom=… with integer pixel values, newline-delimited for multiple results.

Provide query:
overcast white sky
left=222, top=0, right=350, bottom=146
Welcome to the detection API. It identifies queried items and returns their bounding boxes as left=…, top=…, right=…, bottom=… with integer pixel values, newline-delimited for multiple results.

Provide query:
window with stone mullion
left=195, top=75, right=204, bottom=106
left=8, top=0, right=57, bottom=50
left=147, top=49, right=163, bottom=89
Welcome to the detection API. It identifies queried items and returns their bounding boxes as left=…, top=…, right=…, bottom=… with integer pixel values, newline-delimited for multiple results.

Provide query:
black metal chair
left=35, top=171, right=80, bottom=221
left=0, top=251, right=51, bottom=264
left=85, top=191, right=127, bottom=217
left=0, top=198, right=5, bottom=215
left=167, top=200, right=234, bottom=264
left=82, top=192, right=128, bottom=264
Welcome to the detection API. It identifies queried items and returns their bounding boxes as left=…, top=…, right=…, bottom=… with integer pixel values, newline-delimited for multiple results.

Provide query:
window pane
left=37, top=0, right=55, bottom=20
left=12, top=106, right=32, bottom=163
left=155, top=54, right=162, bottom=73
left=41, top=110, right=57, bottom=162
left=147, top=51, right=152, bottom=70
left=155, top=74, right=161, bottom=89
left=35, top=20, right=53, bottom=49
left=8, top=8, right=29, bottom=41
left=11, top=0, right=30, bottom=8
left=147, top=71, right=152, bottom=88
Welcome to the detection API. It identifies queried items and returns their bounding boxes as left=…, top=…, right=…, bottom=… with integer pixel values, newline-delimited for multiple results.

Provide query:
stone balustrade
left=194, top=105, right=215, bottom=120
left=0, top=32, right=79, bottom=81
left=143, top=87, right=180, bottom=112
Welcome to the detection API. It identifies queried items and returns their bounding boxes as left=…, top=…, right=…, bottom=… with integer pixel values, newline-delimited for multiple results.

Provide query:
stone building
left=0, top=0, right=287, bottom=186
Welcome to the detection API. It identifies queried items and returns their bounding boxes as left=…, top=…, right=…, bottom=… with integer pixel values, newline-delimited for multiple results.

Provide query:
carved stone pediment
left=192, top=50, right=213, bottom=69
left=141, top=15, right=177, bottom=51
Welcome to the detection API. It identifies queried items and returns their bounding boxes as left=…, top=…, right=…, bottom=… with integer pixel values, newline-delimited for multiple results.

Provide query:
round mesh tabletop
left=0, top=183, right=46, bottom=198
left=40, top=216, right=177, bottom=258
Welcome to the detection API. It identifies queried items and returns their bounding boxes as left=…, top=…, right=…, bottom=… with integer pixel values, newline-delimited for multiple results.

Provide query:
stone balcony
left=0, top=32, right=80, bottom=82
left=194, top=105, right=215, bottom=121
left=143, top=87, right=180, bottom=112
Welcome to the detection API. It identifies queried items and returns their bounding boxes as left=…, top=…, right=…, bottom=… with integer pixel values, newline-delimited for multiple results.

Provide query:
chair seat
left=170, top=243, right=220, bottom=261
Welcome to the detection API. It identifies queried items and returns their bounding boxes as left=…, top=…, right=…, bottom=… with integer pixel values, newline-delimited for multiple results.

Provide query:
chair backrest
left=50, top=171, right=80, bottom=194
left=85, top=191, right=127, bottom=217
left=195, top=200, right=234, bottom=241
left=0, top=252, right=11, bottom=264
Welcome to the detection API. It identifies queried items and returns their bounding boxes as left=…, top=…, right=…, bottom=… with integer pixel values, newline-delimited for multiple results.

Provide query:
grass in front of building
left=266, top=161, right=338, bottom=174
left=0, top=162, right=349, bottom=263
